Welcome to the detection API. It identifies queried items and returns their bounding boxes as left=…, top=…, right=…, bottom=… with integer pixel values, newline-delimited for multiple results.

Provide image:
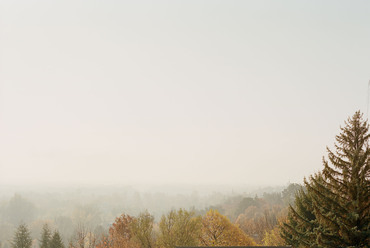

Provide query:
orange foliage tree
left=96, top=214, right=139, bottom=248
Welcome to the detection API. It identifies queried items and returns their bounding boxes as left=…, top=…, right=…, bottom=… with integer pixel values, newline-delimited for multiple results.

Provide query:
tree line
left=11, top=208, right=257, bottom=248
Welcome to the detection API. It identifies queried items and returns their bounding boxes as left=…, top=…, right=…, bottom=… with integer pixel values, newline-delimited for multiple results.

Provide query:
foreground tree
left=39, top=224, right=52, bottom=248
left=157, top=209, right=201, bottom=248
left=282, top=111, right=370, bottom=247
left=108, top=214, right=138, bottom=248
left=130, top=211, right=154, bottom=248
left=11, top=224, right=33, bottom=248
left=281, top=188, right=318, bottom=248
left=199, top=209, right=256, bottom=246
left=50, top=231, right=64, bottom=248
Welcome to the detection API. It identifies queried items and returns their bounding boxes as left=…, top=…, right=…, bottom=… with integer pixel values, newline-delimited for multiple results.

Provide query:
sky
left=0, top=0, right=369, bottom=186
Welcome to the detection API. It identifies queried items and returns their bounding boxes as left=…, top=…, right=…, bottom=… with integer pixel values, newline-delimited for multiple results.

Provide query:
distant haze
left=0, top=1, right=369, bottom=185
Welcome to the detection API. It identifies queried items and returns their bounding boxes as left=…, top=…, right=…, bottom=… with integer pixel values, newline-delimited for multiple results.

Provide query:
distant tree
left=281, top=183, right=302, bottom=206
left=50, top=231, right=64, bottom=248
left=72, top=205, right=101, bottom=229
left=262, top=192, right=283, bottom=206
left=11, top=224, right=33, bottom=248
left=199, top=209, right=256, bottom=246
left=5, top=194, right=37, bottom=225
left=130, top=211, right=154, bottom=248
left=55, top=216, right=73, bottom=241
left=157, top=209, right=201, bottom=248
left=235, top=197, right=260, bottom=216
left=235, top=204, right=282, bottom=244
left=282, top=111, right=370, bottom=248
left=70, top=223, right=97, bottom=248
left=73, top=223, right=88, bottom=248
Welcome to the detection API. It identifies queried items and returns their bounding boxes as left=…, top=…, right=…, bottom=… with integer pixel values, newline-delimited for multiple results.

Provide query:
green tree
left=282, top=111, right=370, bottom=248
left=157, top=209, right=201, bottom=248
left=280, top=187, right=319, bottom=248
left=11, top=224, right=33, bottom=248
left=130, top=211, right=154, bottom=248
left=49, top=231, right=64, bottom=248
left=39, top=224, right=52, bottom=248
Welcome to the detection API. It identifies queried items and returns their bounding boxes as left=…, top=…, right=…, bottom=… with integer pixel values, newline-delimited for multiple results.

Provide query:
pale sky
left=0, top=0, right=369, bottom=185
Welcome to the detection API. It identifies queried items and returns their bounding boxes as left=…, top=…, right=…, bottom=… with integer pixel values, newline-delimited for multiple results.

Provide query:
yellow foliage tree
left=262, top=226, right=286, bottom=246
left=130, top=211, right=155, bottom=248
left=199, top=209, right=256, bottom=246
left=157, top=209, right=201, bottom=248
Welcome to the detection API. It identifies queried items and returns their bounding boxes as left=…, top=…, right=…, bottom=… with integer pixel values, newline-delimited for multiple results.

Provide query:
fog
left=1, top=1, right=369, bottom=187
left=0, top=1, right=368, bottom=247
left=0, top=183, right=297, bottom=247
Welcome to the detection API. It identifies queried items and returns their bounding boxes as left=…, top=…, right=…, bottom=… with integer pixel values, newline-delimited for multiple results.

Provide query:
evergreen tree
left=49, top=231, right=64, bottom=248
left=281, top=186, right=319, bottom=248
left=39, top=224, right=52, bottom=248
left=282, top=111, right=370, bottom=248
left=11, top=224, right=33, bottom=248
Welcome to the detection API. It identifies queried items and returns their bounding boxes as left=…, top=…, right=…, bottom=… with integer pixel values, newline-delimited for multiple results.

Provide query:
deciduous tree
left=199, top=209, right=255, bottom=246
left=109, top=214, right=138, bottom=248
left=157, top=209, right=201, bottom=248
left=130, top=211, right=154, bottom=248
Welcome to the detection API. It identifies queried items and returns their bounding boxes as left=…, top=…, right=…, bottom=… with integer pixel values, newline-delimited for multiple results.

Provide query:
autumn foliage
left=96, top=214, right=140, bottom=248
left=96, top=209, right=258, bottom=248
left=199, top=209, right=256, bottom=246
left=157, top=209, right=201, bottom=248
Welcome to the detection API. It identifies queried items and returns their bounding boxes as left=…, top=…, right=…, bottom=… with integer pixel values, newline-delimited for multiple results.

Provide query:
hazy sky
left=0, top=1, right=369, bottom=185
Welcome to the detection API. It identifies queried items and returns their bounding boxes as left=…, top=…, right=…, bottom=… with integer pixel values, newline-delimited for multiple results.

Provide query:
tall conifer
left=50, top=231, right=64, bottom=248
left=39, top=224, right=52, bottom=248
left=282, top=111, right=370, bottom=247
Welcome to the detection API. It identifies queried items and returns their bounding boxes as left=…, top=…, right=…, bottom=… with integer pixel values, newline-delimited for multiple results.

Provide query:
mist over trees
left=3, top=194, right=36, bottom=225
left=1, top=112, right=369, bottom=248
left=0, top=183, right=295, bottom=248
